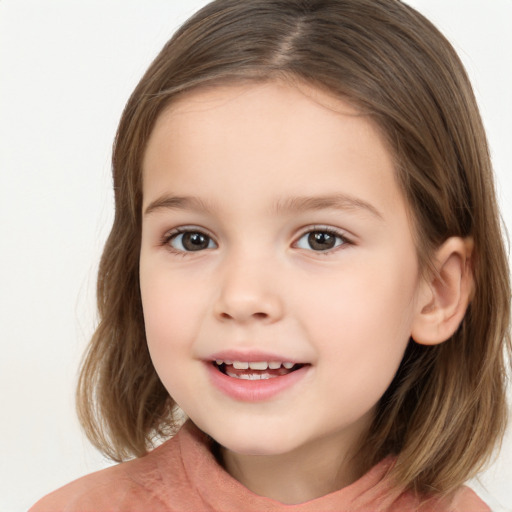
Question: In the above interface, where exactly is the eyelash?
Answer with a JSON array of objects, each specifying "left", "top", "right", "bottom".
[
  {"left": 160, "top": 227, "right": 217, "bottom": 256},
  {"left": 294, "top": 226, "right": 351, "bottom": 254},
  {"left": 161, "top": 225, "right": 352, "bottom": 255}
]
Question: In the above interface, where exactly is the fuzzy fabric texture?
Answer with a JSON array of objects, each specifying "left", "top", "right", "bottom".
[{"left": 30, "top": 421, "right": 489, "bottom": 512}]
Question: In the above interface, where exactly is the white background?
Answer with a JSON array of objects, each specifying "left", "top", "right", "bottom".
[{"left": 1, "top": 1, "right": 511, "bottom": 511}]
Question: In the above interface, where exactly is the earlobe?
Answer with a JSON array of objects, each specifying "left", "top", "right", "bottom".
[{"left": 411, "top": 237, "right": 474, "bottom": 346}]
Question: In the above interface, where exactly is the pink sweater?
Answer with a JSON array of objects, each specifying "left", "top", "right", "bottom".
[{"left": 30, "top": 422, "right": 489, "bottom": 511}]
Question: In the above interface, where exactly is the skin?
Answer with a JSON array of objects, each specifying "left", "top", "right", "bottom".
[{"left": 139, "top": 81, "right": 429, "bottom": 504}]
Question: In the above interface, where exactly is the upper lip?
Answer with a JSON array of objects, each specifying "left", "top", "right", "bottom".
[{"left": 206, "top": 350, "right": 305, "bottom": 364}]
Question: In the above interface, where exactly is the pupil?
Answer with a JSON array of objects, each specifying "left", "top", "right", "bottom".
[
  {"left": 183, "top": 232, "right": 209, "bottom": 251},
  {"left": 308, "top": 231, "right": 335, "bottom": 250}
]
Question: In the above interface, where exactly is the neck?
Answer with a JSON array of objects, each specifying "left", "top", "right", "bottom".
[{"left": 219, "top": 428, "right": 368, "bottom": 505}]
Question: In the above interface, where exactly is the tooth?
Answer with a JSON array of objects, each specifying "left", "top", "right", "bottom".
[
  {"left": 215, "top": 360, "right": 224, "bottom": 365},
  {"left": 239, "top": 372, "right": 273, "bottom": 380},
  {"left": 268, "top": 362, "right": 281, "bottom": 369},
  {"left": 224, "top": 360, "right": 233, "bottom": 365},
  {"left": 240, "top": 373, "right": 259, "bottom": 380},
  {"left": 233, "top": 361, "right": 249, "bottom": 370},
  {"left": 283, "top": 362, "right": 294, "bottom": 369},
  {"left": 225, "top": 370, "right": 277, "bottom": 380},
  {"left": 249, "top": 362, "right": 268, "bottom": 370}
]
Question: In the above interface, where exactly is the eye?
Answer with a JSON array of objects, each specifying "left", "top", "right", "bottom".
[
  {"left": 166, "top": 229, "right": 217, "bottom": 252},
  {"left": 295, "top": 229, "right": 348, "bottom": 252}
]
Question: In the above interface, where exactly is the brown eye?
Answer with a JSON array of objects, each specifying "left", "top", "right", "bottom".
[
  {"left": 169, "top": 231, "right": 216, "bottom": 252},
  {"left": 308, "top": 232, "right": 336, "bottom": 250},
  {"left": 295, "top": 229, "right": 347, "bottom": 252}
]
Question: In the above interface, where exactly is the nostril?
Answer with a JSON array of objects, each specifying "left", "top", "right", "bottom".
[
  {"left": 218, "top": 311, "right": 268, "bottom": 321},
  {"left": 214, "top": 294, "right": 283, "bottom": 323}
]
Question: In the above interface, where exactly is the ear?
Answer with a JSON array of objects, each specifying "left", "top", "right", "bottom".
[{"left": 411, "top": 237, "right": 474, "bottom": 346}]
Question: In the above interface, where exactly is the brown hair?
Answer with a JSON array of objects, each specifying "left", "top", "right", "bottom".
[{"left": 76, "top": 0, "right": 511, "bottom": 497}]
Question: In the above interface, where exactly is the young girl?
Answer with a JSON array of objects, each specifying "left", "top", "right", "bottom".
[{"left": 31, "top": 0, "right": 510, "bottom": 510}]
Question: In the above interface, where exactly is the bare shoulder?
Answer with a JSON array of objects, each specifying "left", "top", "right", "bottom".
[
  {"left": 29, "top": 441, "right": 177, "bottom": 512},
  {"left": 449, "top": 485, "right": 490, "bottom": 512}
]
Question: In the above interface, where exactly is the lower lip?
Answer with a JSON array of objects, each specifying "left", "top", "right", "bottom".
[{"left": 205, "top": 363, "right": 310, "bottom": 402}]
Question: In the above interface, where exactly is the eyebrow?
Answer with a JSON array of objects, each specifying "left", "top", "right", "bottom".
[
  {"left": 144, "top": 193, "right": 383, "bottom": 219},
  {"left": 144, "top": 195, "right": 216, "bottom": 216},
  {"left": 271, "top": 194, "right": 383, "bottom": 219}
]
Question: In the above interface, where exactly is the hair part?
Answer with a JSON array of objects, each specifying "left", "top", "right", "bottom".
[{"left": 77, "top": 0, "right": 511, "bottom": 497}]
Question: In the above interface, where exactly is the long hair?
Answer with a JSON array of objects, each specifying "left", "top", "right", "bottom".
[{"left": 76, "top": 0, "right": 510, "bottom": 496}]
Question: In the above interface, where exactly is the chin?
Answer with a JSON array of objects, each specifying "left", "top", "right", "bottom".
[
  {"left": 224, "top": 440, "right": 291, "bottom": 457},
  {"left": 206, "top": 421, "right": 304, "bottom": 457}
]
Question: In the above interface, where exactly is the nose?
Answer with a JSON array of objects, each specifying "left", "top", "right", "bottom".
[{"left": 213, "top": 253, "right": 284, "bottom": 324}]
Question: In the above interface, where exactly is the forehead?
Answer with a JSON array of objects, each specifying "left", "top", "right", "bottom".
[
  {"left": 141, "top": 80, "right": 405, "bottom": 221},
  {"left": 163, "top": 79, "right": 362, "bottom": 117}
]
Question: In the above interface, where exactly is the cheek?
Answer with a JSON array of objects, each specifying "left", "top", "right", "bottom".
[
  {"left": 302, "top": 259, "right": 416, "bottom": 331},
  {"left": 139, "top": 270, "right": 204, "bottom": 402},
  {"left": 140, "top": 267, "right": 205, "bottom": 352},
  {"left": 297, "top": 255, "right": 418, "bottom": 380}
]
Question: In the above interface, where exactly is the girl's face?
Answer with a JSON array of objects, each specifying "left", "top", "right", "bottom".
[{"left": 140, "top": 81, "right": 424, "bottom": 463}]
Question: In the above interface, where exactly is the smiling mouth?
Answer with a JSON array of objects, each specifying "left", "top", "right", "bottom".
[{"left": 213, "top": 360, "right": 307, "bottom": 380}]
